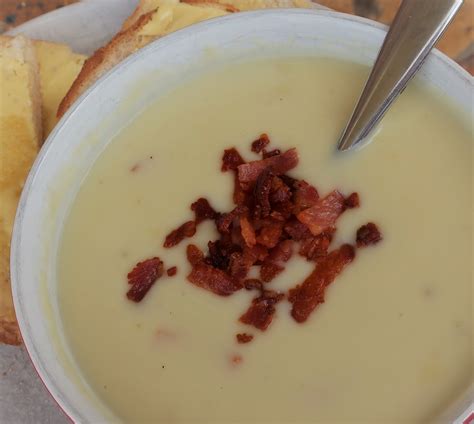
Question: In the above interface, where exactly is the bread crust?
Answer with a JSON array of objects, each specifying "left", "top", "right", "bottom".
[{"left": 57, "top": 10, "right": 156, "bottom": 118}]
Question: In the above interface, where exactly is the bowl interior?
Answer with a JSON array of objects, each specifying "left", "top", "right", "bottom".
[{"left": 11, "top": 9, "right": 473, "bottom": 423}]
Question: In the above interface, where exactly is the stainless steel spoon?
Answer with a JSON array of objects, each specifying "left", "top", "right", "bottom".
[{"left": 337, "top": 0, "right": 464, "bottom": 152}]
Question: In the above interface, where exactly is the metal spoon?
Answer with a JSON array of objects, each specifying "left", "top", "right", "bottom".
[{"left": 337, "top": 0, "right": 464, "bottom": 152}]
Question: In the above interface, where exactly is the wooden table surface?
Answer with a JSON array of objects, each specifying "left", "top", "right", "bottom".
[{"left": 1, "top": 0, "right": 473, "bottom": 71}]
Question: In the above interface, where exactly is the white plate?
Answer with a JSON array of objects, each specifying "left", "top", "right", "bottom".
[{"left": 7, "top": 0, "right": 139, "bottom": 55}]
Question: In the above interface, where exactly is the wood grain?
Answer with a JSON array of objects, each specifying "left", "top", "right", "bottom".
[
  {"left": 317, "top": 0, "right": 474, "bottom": 72},
  {"left": 0, "top": 0, "right": 75, "bottom": 32},
  {"left": 1, "top": 0, "right": 472, "bottom": 73}
]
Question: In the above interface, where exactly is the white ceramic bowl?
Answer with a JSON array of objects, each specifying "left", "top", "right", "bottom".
[{"left": 11, "top": 10, "right": 473, "bottom": 423}]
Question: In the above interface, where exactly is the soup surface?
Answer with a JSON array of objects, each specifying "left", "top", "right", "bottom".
[{"left": 58, "top": 58, "right": 472, "bottom": 423}]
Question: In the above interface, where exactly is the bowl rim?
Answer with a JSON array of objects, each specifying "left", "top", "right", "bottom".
[{"left": 11, "top": 8, "right": 474, "bottom": 423}]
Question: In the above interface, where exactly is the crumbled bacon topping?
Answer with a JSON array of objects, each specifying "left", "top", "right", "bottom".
[
  {"left": 263, "top": 149, "right": 281, "bottom": 159},
  {"left": 257, "top": 220, "right": 283, "bottom": 249},
  {"left": 289, "top": 244, "right": 355, "bottom": 322},
  {"left": 126, "top": 134, "right": 382, "bottom": 344},
  {"left": 260, "top": 240, "right": 293, "bottom": 282},
  {"left": 297, "top": 190, "right": 345, "bottom": 236},
  {"left": 251, "top": 133, "right": 270, "bottom": 154},
  {"left": 231, "top": 354, "right": 243, "bottom": 365},
  {"left": 237, "top": 148, "right": 299, "bottom": 184},
  {"left": 240, "top": 215, "right": 257, "bottom": 247},
  {"left": 254, "top": 167, "right": 273, "bottom": 217},
  {"left": 236, "top": 333, "right": 254, "bottom": 344},
  {"left": 164, "top": 220, "right": 196, "bottom": 248},
  {"left": 186, "top": 244, "right": 204, "bottom": 266},
  {"left": 243, "top": 279, "right": 264, "bottom": 291},
  {"left": 188, "top": 262, "right": 243, "bottom": 296},
  {"left": 167, "top": 266, "right": 178, "bottom": 276},
  {"left": 191, "top": 198, "right": 217, "bottom": 224},
  {"left": 127, "top": 258, "right": 164, "bottom": 302},
  {"left": 299, "top": 228, "right": 335, "bottom": 262},
  {"left": 216, "top": 206, "right": 246, "bottom": 234},
  {"left": 344, "top": 192, "right": 360, "bottom": 209},
  {"left": 293, "top": 180, "right": 319, "bottom": 213},
  {"left": 284, "top": 219, "right": 312, "bottom": 241},
  {"left": 239, "top": 290, "right": 285, "bottom": 331},
  {"left": 222, "top": 148, "right": 245, "bottom": 172},
  {"left": 356, "top": 223, "right": 382, "bottom": 247}
]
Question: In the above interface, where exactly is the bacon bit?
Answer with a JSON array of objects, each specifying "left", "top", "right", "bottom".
[
  {"left": 216, "top": 206, "right": 246, "bottom": 234},
  {"left": 284, "top": 219, "right": 312, "bottom": 241},
  {"left": 206, "top": 240, "right": 232, "bottom": 270},
  {"left": 256, "top": 220, "right": 283, "bottom": 248},
  {"left": 240, "top": 290, "right": 284, "bottom": 330},
  {"left": 222, "top": 148, "right": 245, "bottom": 172},
  {"left": 293, "top": 180, "right": 319, "bottom": 213},
  {"left": 237, "top": 148, "right": 299, "bottom": 184},
  {"left": 262, "top": 149, "right": 281, "bottom": 158},
  {"left": 228, "top": 225, "right": 243, "bottom": 247},
  {"left": 344, "top": 192, "right": 360, "bottom": 209},
  {"left": 270, "top": 211, "right": 285, "bottom": 221},
  {"left": 243, "top": 279, "right": 264, "bottom": 291},
  {"left": 289, "top": 244, "right": 355, "bottom": 322},
  {"left": 233, "top": 173, "right": 247, "bottom": 206},
  {"left": 356, "top": 223, "right": 382, "bottom": 247},
  {"left": 130, "top": 162, "right": 141, "bottom": 172},
  {"left": 191, "top": 198, "right": 217, "bottom": 224},
  {"left": 251, "top": 133, "right": 270, "bottom": 154},
  {"left": 126, "top": 258, "right": 164, "bottom": 302},
  {"left": 269, "top": 239, "right": 293, "bottom": 262},
  {"left": 166, "top": 266, "right": 178, "bottom": 276},
  {"left": 259, "top": 240, "right": 293, "bottom": 282},
  {"left": 229, "top": 252, "right": 253, "bottom": 282},
  {"left": 240, "top": 215, "right": 257, "bottom": 247},
  {"left": 164, "top": 220, "right": 196, "bottom": 248},
  {"left": 299, "top": 229, "right": 335, "bottom": 262},
  {"left": 272, "top": 199, "right": 294, "bottom": 221},
  {"left": 260, "top": 262, "right": 284, "bottom": 283},
  {"left": 296, "top": 190, "right": 345, "bottom": 236},
  {"left": 280, "top": 174, "right": 297, "bottom": 188},
  {"left": 231, "top": 354, "right": 243, "bottom": 365},
  {"left": 254, "top": 168, "right": 273, "bottom": 217},
  {"left": 187, "top": 262, "right": 242, "bottom": 296},
  {"left": 186, "top": 244, "right": 204, "bottom": 266},
  {"left": 236, "top": 333, "right": 254, "bottom": 344},
  {"left": 270, "top": 177, "right": 291, "bottom": 204},
  {"left": 243, "top": 244, "right": 269, "bottom": 262}
]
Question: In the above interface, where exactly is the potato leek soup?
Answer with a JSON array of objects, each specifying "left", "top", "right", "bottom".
[{"left": 58, "top": 58, "right": 472, "bottom": 423}]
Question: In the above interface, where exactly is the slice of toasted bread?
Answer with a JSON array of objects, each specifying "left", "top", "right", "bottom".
[
  {"left": 0, "top": 35, "right": 42, "bottom": 345},
  {"left": 0, "top": 36, "right": 86, "bottom": 140},
  {"left": 122, "top": 0, "right": 236, "bottom": 30},
  {"left": 122, "top": 0, "right": 165, "bottom": 30},
  {"left": 57, "top": 0, "right": 232, "bottom": 118},
  {"left": 34, "top": 40, "right": 87, "bottom": 138}
]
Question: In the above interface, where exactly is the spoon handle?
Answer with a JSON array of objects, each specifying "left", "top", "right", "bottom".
[{"left": 337, "top": 0, "right": 463, "bottom": 152}]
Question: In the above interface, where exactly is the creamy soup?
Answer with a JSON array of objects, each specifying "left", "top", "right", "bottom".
[{"left": 58, "top": 58, "right": 472, "bottom": 423}]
